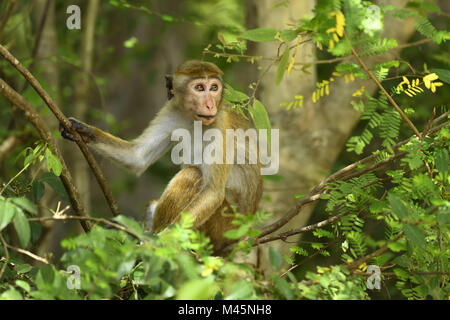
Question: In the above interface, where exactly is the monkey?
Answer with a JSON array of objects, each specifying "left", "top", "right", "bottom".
[{"left": 60, "top": 60, "right": 263, "bottom": 253}]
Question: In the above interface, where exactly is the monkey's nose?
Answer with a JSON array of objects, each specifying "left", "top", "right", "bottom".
[{"left": 205, "top": 97, "right": 215, "bottom": 110}]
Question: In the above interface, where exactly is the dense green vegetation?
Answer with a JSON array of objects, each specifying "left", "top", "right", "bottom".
[{"left": 0, "top": 0, "right": 448, "bottom": 300}]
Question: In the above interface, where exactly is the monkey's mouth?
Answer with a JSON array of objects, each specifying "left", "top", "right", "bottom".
[{"left": 196, "top": 114, "right": 215, "bottom": 121}]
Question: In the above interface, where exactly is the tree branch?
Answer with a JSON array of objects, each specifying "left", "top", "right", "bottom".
[
  {"left": 257, "top": 213, "right": 346, "bottom": 244},
  {"left": 5, "top": 243, "right": 50, "bottom": 265},
  {"left": 0, "top": 78, "right": 90, "bottom": 232},
  {"left": 0, "top": 44, "right": 120, "bottom": 217},
  {"left": 351, "top": 47, "right": 421, "bottom": 138},
  {"left": 29, "top": 215, "right": 143, "bottom": 241},
  {"left": 217, "top": 120, "right": 448, "bottom": 255},
  {"left": 0, "top": 234, "right": 9, "bottom": 280},
  {"left": 345, "top": 233, "right": 404, "bottom": 271}
]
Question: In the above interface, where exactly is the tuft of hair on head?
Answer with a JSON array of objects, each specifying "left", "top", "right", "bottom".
[{"left": 175, "top": 60, "right": 223, "bottom": 79}]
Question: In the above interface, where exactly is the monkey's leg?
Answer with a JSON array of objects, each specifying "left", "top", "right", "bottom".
[{"left": 151, "top": 166, "right": 202, "bottom": 232}]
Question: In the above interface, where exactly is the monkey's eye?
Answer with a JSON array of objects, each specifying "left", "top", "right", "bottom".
[
  {"left": 194, "top": 84, "right": 205, "bottom": 91},
  {"left": 210, "top": 84, "right": 219, "bottom": 91}
]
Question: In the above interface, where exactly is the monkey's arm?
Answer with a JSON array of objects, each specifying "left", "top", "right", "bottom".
[
  {"left": 182, "top": 164, "right": 230, "bottom": 227},
  {"left": 61, "top": 105, "right": 182, "bottom": 175}
]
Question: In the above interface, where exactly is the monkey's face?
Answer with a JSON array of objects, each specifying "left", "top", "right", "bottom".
[{"left": 184, "top": 77, "right": 223, "bottom": 126}]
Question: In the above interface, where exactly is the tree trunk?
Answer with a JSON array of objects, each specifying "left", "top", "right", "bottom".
[
  {"left": 246, "top": 0, "right": 417, "bottom": 269},
  {"left": 31, "top": 0, "right": 63, "bottom": 259},
  {"left": 68, "top": 0, "right": 100, "bottom": 215}
]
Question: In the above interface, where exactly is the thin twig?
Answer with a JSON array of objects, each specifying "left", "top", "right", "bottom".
[
  {"left": 257, "top": 213, "right": 346, "bottom": 244},
  {"left": 0, "top": 234, "right": 9, "bottom": 280},
  {"left": 346, "top": 233, "right": 404, "bottom": 271},
  {"left": 0, "top": 163, "right": 30, "bottom": 195},
  {"left": 351, "top": 47, "right": 421, "bottom": 138},
  {"left": 29, "top": 215, "right": 143, "bottom": 241},
  {"left": 5, "top": 243, "right": 50, "bottom": 265},
  {"left": 352, "top": 270, "right": 450, "bottom": 277},
  {"left": 281, "top": 237, "right": 342, "bottom": 277},
  {"left": 395, "top": 38, "right": 432, "bottom": 50},
  {"left": 217, "top": 120, "right": 448, "bottom": 255},
  {"left": 261, "top": 121, "right": 447, "bottom": 238},
  {"left": 0, "top": 44, "right": 120, "bottom": 217},
  {"left": 0, "top": 78, "right": 90, "bottom": 232}
]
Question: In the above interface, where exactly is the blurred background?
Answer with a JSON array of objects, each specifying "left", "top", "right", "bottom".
[{"left": 0, "top": 0, "right": 448, "bottom": 289}]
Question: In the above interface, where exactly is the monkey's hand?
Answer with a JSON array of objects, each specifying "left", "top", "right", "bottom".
[{"left": 60, "top": 117, "right": 95, "bottom": 143}]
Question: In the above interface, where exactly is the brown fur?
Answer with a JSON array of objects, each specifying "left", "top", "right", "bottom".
[
  {"left": 62, "top": 61, "right": 263, "bottom": 255},
  {"left": 175, "top": 60, "right": 223, "bottom": 78},
  {"left": 152, "top": 107, "right": 263, "bottom": 253}
]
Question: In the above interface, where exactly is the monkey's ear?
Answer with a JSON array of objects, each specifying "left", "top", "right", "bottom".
[{"left": 165, "top": 74, "right": 174, "bottom": 100}]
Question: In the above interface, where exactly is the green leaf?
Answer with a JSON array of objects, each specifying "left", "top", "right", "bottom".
[
  {"left": 393, "top": 268, "right": 409, "bottom": 280},
  {"left": 434, "top": 149, "right": 448, "bottom": 176},
  {"left": 17, "top": 264, "right": 33, "bottom": 274},
  {"left": 13, "top": 209, "right": 31, "bottom": 248},
  {"left": 15, "top": 280, "right": 31, "bottom": 293},
  {"left": 421, "top": 1, "right": 442, "bottom": 13},
  {"left": 0, "top": 200, "right": 16, "bottom": 230},
  {"left": 313, "top": 228, "right": 334, "bottom": 239},
  {"left": 31, "top": 181, "right": 45, "bottom": 202},
  {"left": 311, "top": 243, "right": 325, "bottom": 250},
  {"left": 39, "top": 172, "right": 69, "bottom": 202},
  {"left": 247, "top": 228, "right": 261, "bottom": 237},
  {"left": 273, "top": 277, "right": 294, "bottom": 300},
  {"left": 403, "top": 224, "right": 426, "bottom": 249},
  {"left": 0, "top": 287, "right": 23, "bottom": 300},
  {"left": 116, "top": 259, "right": 136, "bottom": 279},
  {"left": 177, "top": 278, "right": 217, "bottom": 300},
  {"left": 276, "top": 47, "right": 290, "bottom": 85},
  {"left": 290, "top": 245, "right": 308, "bottom": 256},
  {"left": 430, "top": 68, "right": 450, "bottom": 83},
  {"left": 388, "top": 241, "right": 406, "bottom": 252},
  {"left": 113, "top": 215, "right": 144, "bottom": 239},
  {"left": 11, "top": 197, "right": 37, "bottom": 215},
  {"left": 370, "top": 200, "right": 389, "bottom": 214},
  {"left": 45, "top": 148, "right": 62, "bottom": 176},
  {"left": 223, "top": 223, "right": 250, "bottom": 239},
  {"left": 240, "top": 28, "right": 277, "bottom": 42},
  {"left": 388, "top": 193, "right": 409, "bottom": 219},
  {"left": 161, "top": 14, "right": 174, "bottom": 22},
  {"left": 225, "top": 280, "right": 253, "bottom": 300},
  {"left": 124, "top": 36, "right": 138, "bottom": 48},
  {"left": 269, "top": 246, "right": 282, "bottom": 269},
  {"left": 330, "top": 38, "right": 352, "bottom": 56},
  {"left": 248, "top": 99, "right": 271, "bottom": 144},
  {"left": 436, "top": 208, "right": 450, "bottom": 225},
  {"left": 224, "top": 83, "right": 248, "bottom": 103},
  {"left": 35, "top": 265, "right": 55, "bottom": 291},
  {"left": 279, "top": 29, "right": 298, "bottom": 42}
]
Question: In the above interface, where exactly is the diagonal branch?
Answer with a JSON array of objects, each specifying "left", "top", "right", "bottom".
[
  {"left": 257, "top": 213, "right": 346, "bottom": 245},
  {"left": 5, "top": 243, "right": 50, "bottom": 265},
  {"left": 351, "top": 47, "right": 421, "bottom": 138},
  {"left": 0, "top": 234, "right": 9, "bottom": 280},
  {"left": 218, "top": 119, "right": 448, "bottom": 255},
  {"left": 345, "top": 233, "right": 404, "bottom": 271},
  {"left": 258, "top": 121, "right": 447, "bottom": 239},
  {"left": 0, "top": 44, "right": 120, "bottom": 217},
  {"left": 0, "top": 78, "right": 90, "bottom": 232},
  {"left": 28, "top": 215, "right": 143, "bottom": 241}
]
